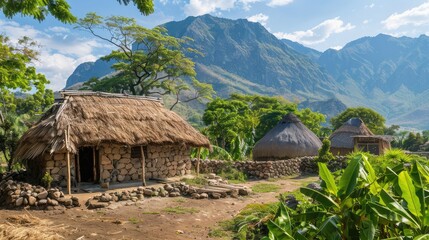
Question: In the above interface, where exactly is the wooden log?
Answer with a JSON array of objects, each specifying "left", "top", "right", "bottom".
[
  {"left": 196, "top": 148, "right": 201, "bottom": 176},
  {"left": 202, "top": 185, "right": 232, "bottom": 193},
  {"left": 196, "top": 188, "right": 227, "bottom": 194},
  {"left": 65, "top": 125, "right": 71, "bottom": 195},
  {"left": 212, "top": 183, "right": 246, "bottom": 190},
  {"left": 76, "top": 153, "right": 81, "bottom": 183},
  {"left": 92, "top": 147, "right": 96, "bottom": 182},
  {"left": 141, "top": 146, "right": 146, "bottom": 186}
]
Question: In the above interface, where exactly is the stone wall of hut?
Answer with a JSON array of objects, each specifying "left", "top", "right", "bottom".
[
  {"left": 41, "top": 144, "right": 192, "bottom": 186},
  {"left": 43, "top": 151, "right": 76, "bottom": 187},
  {"left": 192, "top": 156, "right": 347, "bottom": 179}
]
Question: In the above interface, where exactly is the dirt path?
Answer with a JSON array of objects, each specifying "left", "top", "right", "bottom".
[{"left": 0, "top": 175, "right": 317, "bottom": 240}]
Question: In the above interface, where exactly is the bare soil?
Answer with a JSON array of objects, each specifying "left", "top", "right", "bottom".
[{"left": 0, "top": 175, "right": 317, "bottom": 240}]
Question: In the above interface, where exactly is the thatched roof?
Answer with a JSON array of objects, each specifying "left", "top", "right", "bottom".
[
  {"left": 15, "top": 91, "right": 210, "bottom": 160},
  {"left": 252, "top": 113, "right": 322, "bottom": 161},
  {"left": 329, "top": 118, "right": 373, "bottom": 149}
]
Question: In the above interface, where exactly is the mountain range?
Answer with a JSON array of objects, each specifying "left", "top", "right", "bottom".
[{"left": 65, "top": 14, "right": 429, "bottom": 130}]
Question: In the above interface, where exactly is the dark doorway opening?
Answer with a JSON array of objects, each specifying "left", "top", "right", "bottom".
[{"left": 78, "top": 147, "right": 99, "bottom": 182}]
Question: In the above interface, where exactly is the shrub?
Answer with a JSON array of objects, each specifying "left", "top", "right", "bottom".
[
  {"left": 316, "top": 139, "right": 334, "bottom": 163},
  {"left": 218, "top": 165, "right": 247, "bottom": 183},
  {"left": 41, "top": 172, "right": 53, "bottom": 189}
]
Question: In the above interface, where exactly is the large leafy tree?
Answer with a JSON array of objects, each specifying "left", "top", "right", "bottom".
[
  {"left": 203, "top": 94, "right": 326, "bottom": 160},
  {"left": 0, "top": 35, "right": 53, "bottom": 171},
  {"left": 331, "top": 107, "right": 386, "bottom": 134},
  {"left": 77, "top": 13, "right": 214, "bottom": 110},
  {"left": 0, "top": 0, "right": 154, "bottom": 23}
]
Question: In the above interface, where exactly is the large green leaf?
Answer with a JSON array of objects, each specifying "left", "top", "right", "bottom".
[
  {"left": 300, "top": 187, "right": 340, "bottom": 209},
  {"left": 318, "top": 216, "right": 341, "bottom": 240},
  {"left": 294, "top": 211, "right": 330, "bottom": 222},
  {"left": 274, "top": 202, "right": 292, "bottom": 234},
  {"left": 338, "top": 155, "right": 361, "bottom": 199},
  {"left": 361, "top": 154, "right": 381, "bottom": 195},
  {"left": 379, "top": 189, "right": 420, "bottom": 229},
  {"left": 398, "top": 171, "right": 422, "bottom": 218},
  {"left": 267, "top": 220, "right": 294, "bottom": 240},
  {"left": 414, "top": 234, "right": 429, "bottom": 240},
  {"left": 369, "top": 202, "right": 401, "bottom": 223},
  {"left": 410, "top": 161, "right": 426, "bottom": 222},
  {"left": 318, "top": 162, "right": 338, "bottom": 196},
  {"left": 359, "top": 219, "right": 375, "bottom": 240}
]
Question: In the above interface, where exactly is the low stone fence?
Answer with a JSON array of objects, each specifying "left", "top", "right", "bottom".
[{"left": 191, "top": 156, "right": 347, "bottom": 179}]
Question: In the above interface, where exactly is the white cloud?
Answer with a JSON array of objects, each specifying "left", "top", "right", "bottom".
[
  {"left": 267, "top": 0, "right": 293, "bottom": 7},
  {"left": 363, "top": 19, "right": 369, "bottom": 24},
  {"left": 382, "top": 2, "right": 429, "bottom": 30},
  {"left": 0, "top": 20, "right": 106, "bottom": 91},
  {"left": 274, "top": 17, "right": 355, "bottom": 45},
  {"left": 184, "top": 0, "right": 236, "bottom": 16},
  {"left": 247, "top": 13, "right": 269, "bottom": 27},
  {"left": 184, "top": 0, "right": 263, "bottom": 15},
  {"left": 365, "top": 3, "right": 375, "bottom": 8},
  {"left": 330, "top": 45, "right": 343, "bottom": 50}
]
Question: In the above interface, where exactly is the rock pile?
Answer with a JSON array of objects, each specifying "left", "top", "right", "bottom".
[
  {"left": 86, "top": 176, "right": 252, "bottom": 209},
  {"left": 0, "top": 180, "right": 80, "bottom": 209},
  {"left": 193, "top": 156, "right": 348, "bottom": 179}
]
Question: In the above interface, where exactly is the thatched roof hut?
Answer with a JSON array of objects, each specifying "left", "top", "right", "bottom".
[
  {"left": 329, "top": 118, "right": 373, "bottom": 151},
  {"left": 252, "top": 113, "right": 322, "bottom": 161},
  {"left": 15, "top": 91, "right": 210, "bottom": 160}
]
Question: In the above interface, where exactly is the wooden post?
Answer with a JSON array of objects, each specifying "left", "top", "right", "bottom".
[
  {"left": 196, "top": 147, "right": 201, "bottom": 177},
  {"left": 140, "top": 146, "right": 146, "bottom": 186},
  {"left": 65, "top": 125, "right": 71, "bottom": 195},
  {"left": 92, "top": 147, "right": 96, "bottom": 182},
  {"left": 76, "top": 153, "right": 81, "bottom": 183}
]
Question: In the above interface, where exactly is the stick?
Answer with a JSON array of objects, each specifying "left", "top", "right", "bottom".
[
  {"left": 140, "top": 146, "right": 146, "bottom": 186},
  {"left": 65, "top": 125, "right": 71, "bottom": 195},
  {"left": 196, "top": 148, "right": 201, "bottom": 177}
]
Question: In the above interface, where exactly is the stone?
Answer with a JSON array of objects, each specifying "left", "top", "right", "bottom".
[
  {"left": 28, "top": 196, "right": 37, "bottom": 206},
  {"left": 200, "top": 193, "right": 208, "bottom": 199},
  {"left": 102, "top": 170, "right": 111, "bottom": 179},
  {"left": 208, "top": 173, "right": 216, "bottom": 179},
  {"left": 15, "top": 197, "right": 24, "bottom": 206},
  {"left": 46, "top": 161, "right": 55, "bottom": 168},
  {"left": 88, "top": 201, "right": 109, "bottom": 209},
  {"left": 49, "top": 199, "right": 59, "bottom": 206},
  {"left": 211, "top": 193, "right": 221, "bottom": 199},
  {"left": 239, "top": 188, "right": 251, "bottom": 196},
  {"left": 37, "top": 191, "right": 48, "bottom": 199},
  {"left": 191, "top": 193, "right": 200, "bottom": 199},
  {"left": 99, "top": 195, "right": 112, "bottom": 202},
  {"left": 53, "top": 154, "right": 64, "bottom": 161},
  {"left": 164, "top": 184, "right": 173, "bottom": 192},
  {"left": 125, "top": 164, "right": 133, "bottom": 170},
  {"left": 117, "top": 175, "right": 125, "bottom": 182},
  {"left": 169, "top": 192, "right": 181, "bottom": 197},
  {"left": 230, "top": 189, "right": 239, "bottom": 198},
  {"left": 38, "top": 199, "right": 47, "bottom": 205},
  {"left": 143, "top": 189, "right": 153, "bottom": 197}
]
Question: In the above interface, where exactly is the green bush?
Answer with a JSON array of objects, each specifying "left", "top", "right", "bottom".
[
  {"left": 316, "top": 139, "right": 334, "bottom": 163},
  {"left": 41, "top": 172, "right": 53, "bottom": 189},
  {"left": 218, "top": 165, "right": 247, "bottom": 183}
]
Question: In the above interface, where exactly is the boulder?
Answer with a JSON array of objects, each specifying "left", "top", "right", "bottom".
[{"left": 37, "top": 191, "right": 48, "bottom": 199}]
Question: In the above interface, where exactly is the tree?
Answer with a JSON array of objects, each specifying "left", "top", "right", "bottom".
[
  {"left": 331, "top": 107, "right": 386, "bottom": 134},
  {"left": 0, "top": 35, "right": 53, "bottom": 171},
  {"left": 402, "top": 132, "right": 425, "bottom": 152},
  {"left": 77, "top": 13, "right": 214, "bottom": 110},
  {"left": 316, "top": 139, "right": 334, "bottom": 163},
  {"left": 0, "top": 0, "right": 154, "bottom": 23}
]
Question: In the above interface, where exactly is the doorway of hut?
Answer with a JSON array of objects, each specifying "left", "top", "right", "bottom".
[{"left": 77, "top": 147, "right": 99, "bottom": 183}]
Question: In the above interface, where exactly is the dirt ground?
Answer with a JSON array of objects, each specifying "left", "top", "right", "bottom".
[{"left": 0, "top": 175, "right": 317, "bottom": 240}]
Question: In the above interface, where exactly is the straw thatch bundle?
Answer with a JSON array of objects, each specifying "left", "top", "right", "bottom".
[
  {"left": 329, "top": 117, "right": 373, "bottom": 149},
  {"left": 15, "top": 91, "right": 210, "bottom": 160},
  {"left": 252, "top": 113, "right": 322, "bottom": 161}
]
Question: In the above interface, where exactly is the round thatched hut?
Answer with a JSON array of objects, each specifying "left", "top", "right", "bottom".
[
  {"left": 329, "top": 117, "right": 391, "bottom": 155},
  {"left": 252, "top": 113, "right": 322, "bottom": 161}
]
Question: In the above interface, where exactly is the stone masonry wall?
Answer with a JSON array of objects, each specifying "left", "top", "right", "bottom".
[
  {"left": 43, "top": 151, "right": 76, "bottom": 187},
  {"left": 192, "top": 156, "right": 347, "bottom": 179},
  {"left": 99, "top": 144, "right": 192, "bottom": 183}
]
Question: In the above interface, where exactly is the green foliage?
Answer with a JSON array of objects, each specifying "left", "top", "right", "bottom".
[
  {"left": 218, "top": 167, "right": 247, "bottom": 184},
  {"left": 41, "top": 172, "right": 53, "bottom": 188},
  {"left": 0, "top": 0, "right": 154, "bottom": 23},
  {"left": 77, "top": 13, "right": 214, "bottom": 110},
  {"left": 202, "top": 94, "right": 325, "bottom": 160},
  {"left": 331, "top": 107, "right": 386, "bottom": 134},
  {"left": 261, "top": 152, "right": 429, "bottom": 239},
  {"left": 251, "top": 183, "right": 280, "bottom": 193},
  {"left": 316, "top": 139, "right": 334, "bottom": 163},
  {"left": 181, "top": 176, "right": 208, "bottom": 187}
]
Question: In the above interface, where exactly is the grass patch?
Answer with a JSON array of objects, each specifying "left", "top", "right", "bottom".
[
  {"left": 173, "top": 197, "right": 187, "bottom": 203},
  {"left": 128, "top": 217, "right": 139, "bottom": 224},
  {"left": 208, "top": 228, "right": 231, "bottom": 238},
  {"left": 251, "top": 183, "right": 280, "bottom": 193},
  {"left": 141, "top": 211, "right": 160, "bottom": 215},
  {"left": 163, "top": 206, "right": 199, "bottom": 214},
  {"left": 218, "top": 167, "right": 247, "bottom": 183},
  {"left": 181, "top": 176, "right": 208, "bottom": 187}
]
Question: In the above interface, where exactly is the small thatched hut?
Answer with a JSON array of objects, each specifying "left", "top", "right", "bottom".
[
  {"left": 252, "top": 113, "right": 322, "bottom": 161},
  {"left": 329, "top": 118, "right": 391, "bottom": 155},
  {"left": 15, "top": 91, "right": 210, "bottom": 190}
]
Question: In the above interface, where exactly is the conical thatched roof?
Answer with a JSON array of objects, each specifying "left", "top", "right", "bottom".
[
  {"left": 252, "top": 113, "right": 322, "bottom": 161},
  {"left": 329, "top": 118, "right": 373, "bottom": 149},
  {"left": 15, "top": 91, "right": 210, "bottom": 160}
]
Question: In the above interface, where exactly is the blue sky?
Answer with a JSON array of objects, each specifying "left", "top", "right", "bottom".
[{"left": 1, "top": 0, "right": 429, "bottom": 90}]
